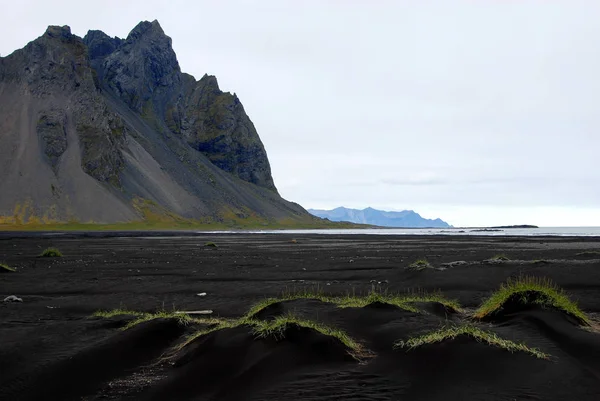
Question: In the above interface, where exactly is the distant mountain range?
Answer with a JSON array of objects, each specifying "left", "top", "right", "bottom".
[{"left": 308, "top": 207, "right": 451, "bottom": 228}]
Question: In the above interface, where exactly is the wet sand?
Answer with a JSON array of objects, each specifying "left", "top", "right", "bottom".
[{"left": 1, "top": 233, "right": 599, "bottom": 400}]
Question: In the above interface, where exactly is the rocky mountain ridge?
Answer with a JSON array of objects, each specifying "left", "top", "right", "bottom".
[{"left": 0, "top": 21, "right": 310, "bottom": 225}]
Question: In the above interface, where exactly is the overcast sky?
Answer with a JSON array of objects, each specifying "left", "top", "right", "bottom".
[{"left": 1, "top": 0, "right": 599, "bottom": 226}]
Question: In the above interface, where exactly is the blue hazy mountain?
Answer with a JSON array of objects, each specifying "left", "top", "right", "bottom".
[{"left": 308, "top": 207, "right": 451, "bottom": 228}]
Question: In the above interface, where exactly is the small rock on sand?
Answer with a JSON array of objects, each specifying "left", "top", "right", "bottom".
[
  {"left": 4, "top": 295, "right": 23, "bottom": 302},
  {"left": 196, "top": 292, "right": 207, "bottom": 297}
]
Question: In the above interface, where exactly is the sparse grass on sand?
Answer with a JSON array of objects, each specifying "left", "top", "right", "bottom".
[
  {"left": 92, "top": 309, "right": 220, "bottom": 330},
  {"left": 243, "top": 288, "right": 462, "bottom": 319},
  {"left": 178, "top": 313, "right": 368, "bottom": 361},
  {"left": 407, "top": 259, "right": 432, "bottom": 270},
  {"left": 576, "top": 251, "right": 600, "bottom": 257},
  {"left": 335, "top": 290, "right": 462, "bottom": 313},
  {"left": 39, "top": 247, "right": 62, "bottom": 257},
  {"left": 0, "top": 263, "right": 16, "bottom": 272},
  {"left": 473, "top": 276, "right": 590, "bottom": 325},
  {"left": 252, "top": 314, "right": 367, "bottom": 359},
  {"left": 394, "top": 324, "right": 549, "bottom": 359}
]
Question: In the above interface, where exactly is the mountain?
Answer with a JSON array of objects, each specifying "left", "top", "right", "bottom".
[
  {"left": 0, "top": 21, "right": 314, "bottom": 226},
  {"left": 308, "top": 207, "right": 451, "bottom": 228}
]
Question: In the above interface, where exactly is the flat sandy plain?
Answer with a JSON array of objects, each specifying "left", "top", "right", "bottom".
[{"left": 1, "top": 232, "right": 599, "bottom": 400}]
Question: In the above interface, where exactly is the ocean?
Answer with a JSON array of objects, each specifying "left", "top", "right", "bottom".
[{"left": 212, "top": 227, "right": 600, "bottom": 237}]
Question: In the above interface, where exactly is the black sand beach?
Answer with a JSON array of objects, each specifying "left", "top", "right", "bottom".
[{"left": 1, "top": 233, "right": 599, "bottom": 400}]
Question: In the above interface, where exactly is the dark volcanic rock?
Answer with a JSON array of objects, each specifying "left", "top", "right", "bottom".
[
  {"left": 0, "top": 20, "right": 308, "bottom": 223},
  {"left": 93, "top": 20, "right": 276, "bottom": 191},
  {"left": 101, "top": 20, "right": 181, "bottom": 114},
  {"left": 2, "top": 25, "right": 127, "bottom": 185},
  {"left": 83, "top": 30, "right": 122, "bottom": 60},
  {"left": 180, "top": 74, "right": 276, "bottom": 190},
  {"left": 36, "top": 109, "right": 67, "bottom": 169}
]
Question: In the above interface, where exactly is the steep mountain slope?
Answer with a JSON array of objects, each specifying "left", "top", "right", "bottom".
[
  {"left": 0, "top": 21, "right": 312, "bottom": 225},
  {"left": 308, "top": 207, "right": 451, "bottom": 228}
]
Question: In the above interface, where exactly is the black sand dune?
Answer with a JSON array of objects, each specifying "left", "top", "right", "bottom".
[{"left": 1, "top": 233, "right": 599, "bottom": 400}]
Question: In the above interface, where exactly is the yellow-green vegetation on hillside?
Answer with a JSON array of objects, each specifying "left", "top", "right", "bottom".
[
  {"left": 474, "top": 276, "right": 590, "bottom": 325},
  {"left": 0, "top": 198, "right": 364, "bottom": 231},
  {"left": 394, "top": 324, "right": 549, "bottom": 359}
]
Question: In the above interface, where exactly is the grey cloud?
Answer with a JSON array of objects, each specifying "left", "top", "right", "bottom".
[{"left": 1, "top": 0, "right": 599, "bottom": 226}]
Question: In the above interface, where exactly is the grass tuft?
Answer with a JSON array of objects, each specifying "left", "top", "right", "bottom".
[
  {"left": 394, "top": 324, "right": 549, "bottom": 359},
  {"left": 243, "top": 289, "right": 337, "bottom": 319},
  {"left": 474, "top": 276, "right": 590, "bottom": 325},
  {"left": 204, "top": 242, "right": 218, "bottom": 248},
  {"left": 0, "top": 263, "right": 16, "bottom": 272},
  {"left": 407, "top": 259, "right": 432, "bottom": 270},
  {"left": 490, "top": 254, "right": 510, "bottom": 261},
  {"left": 251, "top": 313, "right": 367, "bottom": 359},
  {"left": 92, "top": 309, "right": 145, "bottom": 318},
  {"left": 39, "top": 247, "right": 62, "bottom": 257},
  {"left": 123, "top": 311, "right": 194, "bottom": 330},
  {"left": 243, "top": 288, "right": 462, "bottom": 318},
  {"left": 92, "top": 309, "right": 212, "bottom": 330}
]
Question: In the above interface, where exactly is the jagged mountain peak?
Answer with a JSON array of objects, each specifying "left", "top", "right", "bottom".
[
  {"left": 125, "top": 20, "right": 172, "bottom": 48},
  {"left": 0, "top": 20, "right": 302, "bottom": 225},
  {"left": 44, "top": 25, "right": 72, "bottom": 38},
  {"left": 128, "top": 20, "right": 165, "bottom": 38}
]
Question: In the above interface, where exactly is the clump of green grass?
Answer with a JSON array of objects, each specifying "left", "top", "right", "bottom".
[
  {"left": 335, "top": 290, "right": 418, "bottom": 310},
  {"left": 474, "top": 276, "right": 590, "bottom": 325},
  {"left": 0, "top": 263, "right": 16, "bottom": 272},
  {"left": 177, "top": 318, "right": 241, "bottom": 350},
  {"left": 39, "top": 247, "right": 62, "bottom": 257},
  {"left": 252, "top": 313, "right": 367, "bottom": 360},
  {"left": 407, "top": 259, "right": 432, "bottom": 270},
  {"left": 490, "top": 254, "right": 510, "bottom": 261},
  {"left": 175, "top": 314, "right": 369, "bottom": 361},
  {"left": 92, "top": 309, "right": 216, "bottom": 330},
  {"left": 336, "top": 290, "right": 461, "bottom": 313},
  {"left": 394, "top": 324, "right": 549, "bottom": 359},
  {"left": 123, "top": 311, "right": 194, "bottom": 330},
  {"left": 243, "top": 288, "right": 462, "bottom": 318},
  {"left": 92, "top": 309, "right": 145, "bottom": 318},
  {"left": 204, "top": 242, "right": 218, "bottom": 248},
  {"left": 401, "top": 291, "right": 463, "bottom": 312},
  {"left": 243, "top": 289, "right": 336, "bottom": 319}
]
